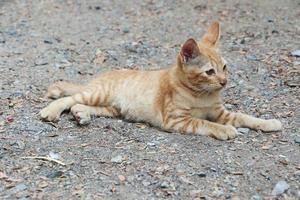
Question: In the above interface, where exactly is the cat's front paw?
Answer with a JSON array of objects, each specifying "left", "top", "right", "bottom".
[
  {"left": 71, "top": 104, "right": 91, "bottom": 125},
  {"left": 259, "top": 119, "right": 282, "bottom": 132},
  {"left": 211, "top": 125, "right": 238, "bottom": 140},
  {"left": 40, "top": 106, "right": 61, "bottom": 122}
]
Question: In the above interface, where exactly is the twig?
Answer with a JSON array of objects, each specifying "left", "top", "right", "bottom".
[
  {"left": 96, "top": 170, "right": 111, "bottom": 176},
  {"left": 21, "top": 156, "right": 66, "bottom": 166},
  {"left": 45, "top": 122, "right": 58, "bottom": 128},
  {"left": 232, "top": 171, "right": 243, "bottom": 175}
]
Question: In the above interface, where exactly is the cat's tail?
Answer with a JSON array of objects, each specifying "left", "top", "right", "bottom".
[{"left": 46, "top": 81, "right": 85, "bottom": 99}]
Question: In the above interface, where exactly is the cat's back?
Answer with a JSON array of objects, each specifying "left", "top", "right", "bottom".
[
  {"left": 90, "top": 68, "right": 162, "bottom": 84},
  {"left": 94, "top": 68, "right": 168, "bottom": 125}
]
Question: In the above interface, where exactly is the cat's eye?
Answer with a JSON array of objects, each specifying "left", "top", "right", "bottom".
[
  {"left": 223, "top": 64, "right": 227, "bottom": 71},
  {"left": 205, "top": 69, "right": 215, "bottom": 75}
]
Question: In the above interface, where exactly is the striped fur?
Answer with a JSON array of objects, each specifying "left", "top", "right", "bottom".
[{"left": 40, "top": 21, "right": 282, "bottom": 140}]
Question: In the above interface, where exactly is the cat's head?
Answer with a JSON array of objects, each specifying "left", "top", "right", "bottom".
[{"left": 177, "top": 21, "right": 228, "bottom": 93}]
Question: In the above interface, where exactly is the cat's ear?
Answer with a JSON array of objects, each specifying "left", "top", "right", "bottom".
[
  {"left": 201, "top": 21, "right": 221, "bottom": 47},
  {"left": 180, "top": 38, "right": 200, "bottom": 63}
]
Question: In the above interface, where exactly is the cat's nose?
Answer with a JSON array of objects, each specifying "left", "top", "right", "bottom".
[{"left": 220, "top": 79, "right": 227, "bottom": 87}]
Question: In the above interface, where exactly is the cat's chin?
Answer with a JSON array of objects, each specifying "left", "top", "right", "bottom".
[
  {"left": 206, "top": 87, "right": 223, "bottom": 93},
  {"left": 200, "top": 85, "right": 224, "bottom": 92},
  {"left": 196, "top": 89, "right": 222, "bottom": 95}
]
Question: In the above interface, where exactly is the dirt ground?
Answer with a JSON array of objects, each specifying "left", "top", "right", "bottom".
[{"left": 0, "top": 0, "right": 299, "bottom": 199}]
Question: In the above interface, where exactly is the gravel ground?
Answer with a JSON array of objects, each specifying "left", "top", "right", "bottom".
[{"left": 0, "top": 0, "right": 300, "bottom": 199}]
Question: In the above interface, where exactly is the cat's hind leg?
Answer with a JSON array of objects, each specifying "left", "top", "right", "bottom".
[
  {"left": 47, "top": 81, "right": 85, "bottom": 99},
  {"left": 70, "top": 104, "right": 120, "bottom": 125},
  {"left": 40, "top": 87, "right": 109, "bottom": 122},
  {"left": 40, "top": 96, "right": 78, "bottom": 121}
]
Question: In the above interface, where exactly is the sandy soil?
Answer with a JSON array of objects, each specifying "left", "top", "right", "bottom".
[{"left": 0, "top": 0, "right": 299, "bottom": 199}]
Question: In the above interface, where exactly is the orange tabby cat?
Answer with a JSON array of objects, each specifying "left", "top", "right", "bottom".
[{"left": 40, "top": 21, "right": 282, "bottom": 140}]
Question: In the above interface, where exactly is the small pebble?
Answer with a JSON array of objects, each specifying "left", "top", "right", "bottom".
[
  {"left": 146, "top": 142, "right": 156, "bottom": 148},
  {"left": 34, "top": 57, "right": 48, "bottom": 66},
  {"left": 159, "top": 181, "right": 169, "bottom": 188},
  {"left": 238, "top": 128, "right": 250, "bottom": 134},
  {"left": 47, "top": 171, "right": 64, "bottom": 179},
  {"left": 123, "top": 27, "right": 130, "bottom": 33},
  {"left": 212, "top": 188, "right": 224, "bottom": 198},
  {"left": 196, "top": 172, "right": 206, "bottom": 177},
  {"left": 240, "top": 38, "right": 246, "bottom": 44},
  {"left": 0, "top": 37, "right": 5, "bottom": 43},
  {"left": 43, "top": 39, "right": 53, "bottom": 44},
  {"left": 118, "top": 175, "right": 126, "bottom": 182},
  {"left": 49, "top": 151, "right": 61, "bottom": 160},
  {"left": 111, "top": 155, "right": 123, "bottom": 163},
  {"left": 251, "top": 194, "right": 262, "bottom": 200},
  {"left": 271, "top": 180, "right": 289, "bottom": 196},
  {"left": 6, "top": 115, "right": 14, "bottom": 123},
  {"left": 15, "top": 183, "right": 27, "bottom": 192},
  {"left": 142, "top": 180, "right": 151, "bottom": 187},
  {"left": 189, "top": 190, "right": 201, "bottom": 197},
  {"left": 293, "top": 170, "right": 300, "bottom": 177},
  {"left": 40, "top": 181, "right": 48, "bottom": 188},
  {"left": 290, "top": 50, "right": 300, "bottom": 57},
  {"left": 225, "top": 103, "right": 234, "bottom": 110},
  {"left": 294, "top": 136, "right": 300, "bottom": 145},
  {"left": 246, "top": 55, "right": 259, "bottom": 61}
]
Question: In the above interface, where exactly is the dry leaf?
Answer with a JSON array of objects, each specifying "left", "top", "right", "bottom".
[
  {"left": 93, "top": 49, "right": 106, "bottom": 64},
  {"left": 136, "top": 123, "right": 146, "bottom": 129},
  {"left": 40, "top": 181, "right": 48, "bottom": 188},
  {"left": 118, "top": 175, "right": 126, "bottom": 182},
  {"left": 80, "top": 143, "right": 90, "bottom": 147},
  {"left": 180, "top": 176, "right": 194, "bottom": 185},
  {"left": 0, "top": 172, "right": 8, "bottom": 179},
  {"left": 261, "top": 144, "right": 272, "bottom": 150}
]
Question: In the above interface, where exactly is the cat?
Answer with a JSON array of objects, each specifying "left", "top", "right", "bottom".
[{"left": 40, "top": 21, "right": 282, "bottom": 140}]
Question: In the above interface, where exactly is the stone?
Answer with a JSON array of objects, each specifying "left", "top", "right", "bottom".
[
  {"left": 159, "top": 181, "right": 169, "bottom": 188},
  {"left": 195, "top": 172, "right": 206, "bottom": 177},
  {"left": 246, "top": 55, "right": 260, "bottom": 61},
  {"left": 47, "top": 171, "right": 64, "bottom": 179},
  {"left": 290, "top": 50, "right": 300, "bottom": 57},
  {"left": 225, "top": 103, "right": 234, "bottom": 110},
  {"left": 142, "top": 180, "right": 151, "bottom": 187},
  {"left": 123, "top": 27, "right": 130, "bottom": 33},
  {"left": 118, "top": 175, "right": 126, "bottom": 182},
  {"left": 251, "top": 194, "right": 262, "bottom": 200},
  {"left": 146, "top": 142, "right": 156, "bottom": 148},
  {"left": 238, "top": 128, "right": 250, "bottom": 134},
  {"left": 271, "top": 180, "right": 289, "bottom": 196},
  {"left": 44, "top": 38, "right": 54, "bottom": 44},
  {"left": 189, "top": 190, "right": 202, "bottom": 197},
  {"left": 34, "top": 57, "right": 48, "bottom": 66},
  {"left": 124, "top": 42, "right": 139, "bottom": 53},
  {"left": 15, "top": 183, "right": 27, "bottom": 192},
  {"left": 49, "top": 151, "right": 61, "bottom": 160},
  {"left": 111, "top": 155, "right": 123, "bottom": 163},
  {"left": 212, "top": 188, "right": 224, "bottom": 198},
  {"left": 294, "top": 136, "right": 300, "bottom": 145},
  {"left": 294, "top": 170, "right": 300, "bottom": 176}
]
